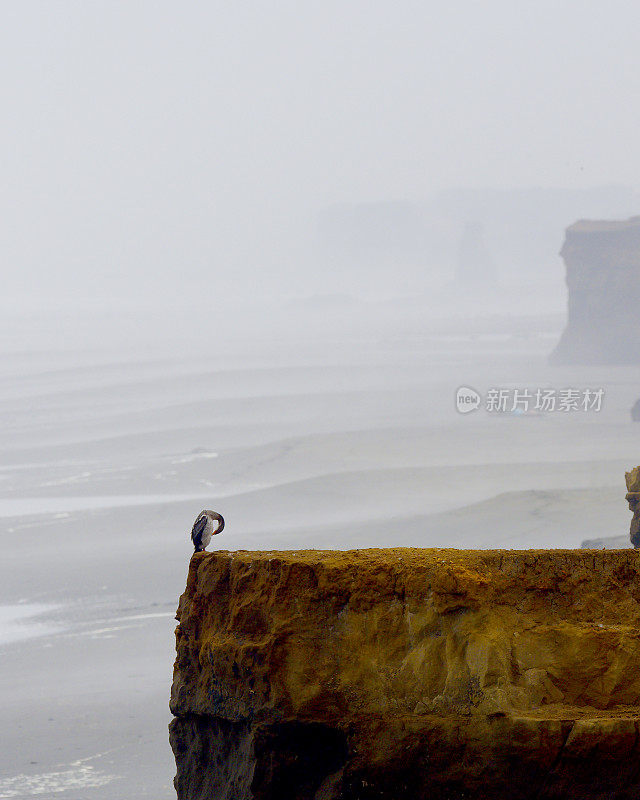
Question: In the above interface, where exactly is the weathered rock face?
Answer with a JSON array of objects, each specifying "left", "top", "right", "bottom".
[
  {"left": 626, "top": 467, "right": 640, "bottom": 548},
  {"left": 551, "top": 216, "right": 640, "bottom": 364},
  {"left": 170, "top": 549, "right": 640, "bottom": 800}
]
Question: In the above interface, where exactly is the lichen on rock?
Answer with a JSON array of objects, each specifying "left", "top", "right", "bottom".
[{"left": 170, "top": 548, "right": 640, "bottom": 799}]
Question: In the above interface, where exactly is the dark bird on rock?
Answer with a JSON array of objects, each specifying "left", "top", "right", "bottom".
[{"left": 191, "top": 509, "right": 225, "bottom": 552}]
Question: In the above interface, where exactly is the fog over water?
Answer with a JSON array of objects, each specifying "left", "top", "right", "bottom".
[{"left": 2, "top": 2, "right": 640, "bottom": 798}]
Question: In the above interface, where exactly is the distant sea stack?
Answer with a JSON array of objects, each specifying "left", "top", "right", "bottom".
[
  {"left": 551, "top": 216, "right": 640, "bottom": 364},
  {"left": 455, "top": 220, "right": 496, "bottom": 288},
  {"left": 170, "top": 549, "right": 640, "bottom": 799}
]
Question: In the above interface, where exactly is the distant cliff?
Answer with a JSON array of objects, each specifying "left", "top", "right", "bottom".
[
  {"left": 551, "top": 216, "right": 640, "bottom": 363},
  {"left": 170, "top": 549, "right": 640, "bottom": 799}
]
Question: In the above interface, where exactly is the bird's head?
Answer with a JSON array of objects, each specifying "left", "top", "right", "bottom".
[{"left": 205, "top": 510, "right": 225, "bottom": 535}]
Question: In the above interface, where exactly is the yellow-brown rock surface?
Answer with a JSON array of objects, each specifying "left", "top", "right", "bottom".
[
  {"left": 170, "top": 549, "right": 640, "bottom": 799},
  {"left": 626, "top": 467, "right": 640, "bottom": 548}
]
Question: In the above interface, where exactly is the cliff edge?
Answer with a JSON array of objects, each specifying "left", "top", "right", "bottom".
[
  {"left": 170, "top": 548, "right": 640, "bottom": 799},
  {"left": 551, "top": 216, "right": 640, "bottom": 363}
]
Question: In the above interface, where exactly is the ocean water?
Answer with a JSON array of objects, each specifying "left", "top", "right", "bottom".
[
  {"left": 0, "top": 318, "right": 637, "bottom": 797},
  {"left": 0, "top": 605, "right": 63, "bottom": 647}
]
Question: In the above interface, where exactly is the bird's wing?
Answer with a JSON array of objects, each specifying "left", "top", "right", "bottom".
[{"left": 191, "top": 514, "right": 208, "bottom": 548}]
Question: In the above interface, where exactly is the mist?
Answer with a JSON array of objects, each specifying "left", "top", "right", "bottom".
[
  {"left": 3, "top": 1, "right": 640, "bottom": 340},
  {"left": 2, "top": 2, "right": 640, "bottom": 798}
]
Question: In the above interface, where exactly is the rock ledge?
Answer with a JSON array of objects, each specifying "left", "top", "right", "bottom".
[{"left": 170, "top": 548, "right": 640, "bottom": 799}]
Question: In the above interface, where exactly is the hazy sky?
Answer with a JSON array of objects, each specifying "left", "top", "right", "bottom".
[{"left": 2, "top": 1, "right": 640, "bottom": 303}]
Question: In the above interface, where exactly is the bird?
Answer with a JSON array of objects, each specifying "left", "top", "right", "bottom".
[{"left": 190, "top": 509, "right": 225, "bottom": 552}]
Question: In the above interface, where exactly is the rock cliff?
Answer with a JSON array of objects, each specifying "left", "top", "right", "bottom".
[
  {"left": 626, "top": 467, "right": 640, "bottom": 548},
  {"left": 170, "top": 549, "right": 640, "bottom": 799},
  {"left": 551, "top": 216, "right": 640, "bottom": 363}
]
